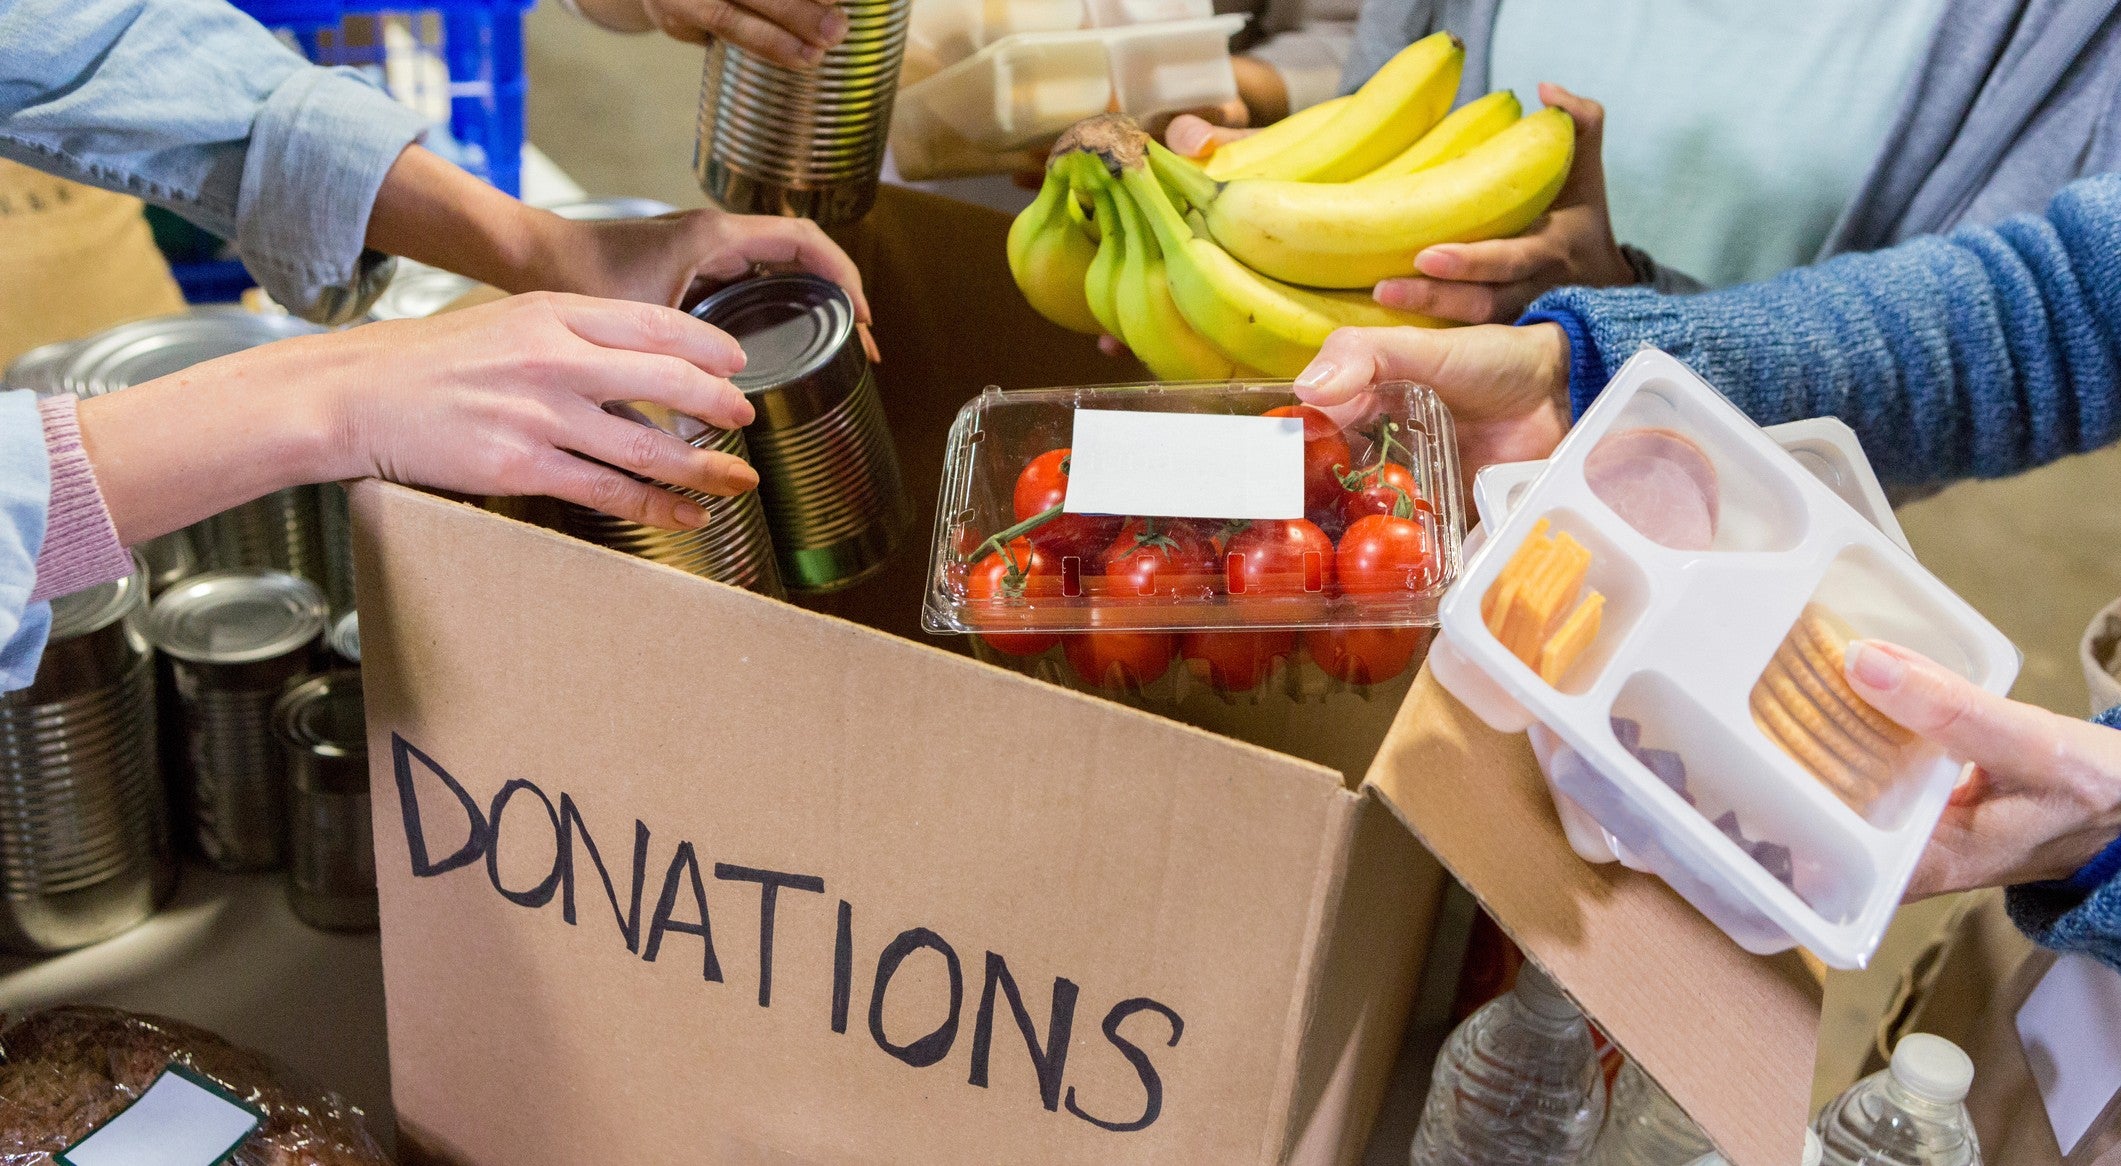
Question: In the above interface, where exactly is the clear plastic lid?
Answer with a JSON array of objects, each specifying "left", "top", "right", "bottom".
[{"left": 923, "top": 379, "right": 1465, "bottom": 636}]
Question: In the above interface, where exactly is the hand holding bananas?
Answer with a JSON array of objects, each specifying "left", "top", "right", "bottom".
[
  {"left": 1371, "top": 85, "right": 1637, "bottom": 323},
  {"left": 1006, "top": 32, "right": 1578, "bottom": 376}
]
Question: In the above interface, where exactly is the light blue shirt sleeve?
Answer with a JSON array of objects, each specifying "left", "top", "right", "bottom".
[
  {"left": 0, "top": 390, "right": 51, "bottom": 693},
  {"left": 0, "top": 0, "right": 431, "bottom": 322}
]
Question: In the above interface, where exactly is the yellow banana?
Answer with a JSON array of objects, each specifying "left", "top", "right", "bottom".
[
  {"left": 1215, "top": 31, "right": 1463, "bottom": 183},
  {"left": 1156, "top": 106, "right": 1575, "bottom": 288},
  {"left": 1108, "top": 146, "right": 1449, "bottom": 377},
  {"left": 1355, "top": 90, "right": 1520, "bottom": 184},
  {"left": 1081, "top": 155, "right": 1127, "bottom": 339},
  {"left": 1201, "top": 95, "right": 1354, "bottom": 181},
  {"left": 1091, "top": 167, "right": 1240, "bottom": 381},
  {"left": 1006, "top": 156, "right": 1102, "bottom": 334}
]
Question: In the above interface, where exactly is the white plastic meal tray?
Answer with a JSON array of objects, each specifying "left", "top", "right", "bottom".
[
  {"left": 1430, "top": 348, "right": 2020, "bottom": 969},
  {"left": 908, "top": 0, "right": 1215, "bottom": 73}
]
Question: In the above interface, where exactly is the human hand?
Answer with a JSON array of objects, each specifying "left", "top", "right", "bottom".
[
  {"left": 1372, "top": 85, "right": 1636, "bottom": 323},
  {"left": 80, "top": 294, "right": 761, "bottom": 542},
  {"left": 534, "top": 208, "right": 872, "bottom": 325},
  {"left": 570, "top": 0, "right": 846, "bottom": 69},
  {"left": 1841, "top": 640, "right": 2121, "bottom": 898},
  {"left": 1164, "top": 102, "right": 1257, "bottom": 160},
  {"left": 1291, "top": 322, "right": 1573, "bottom": 487}
]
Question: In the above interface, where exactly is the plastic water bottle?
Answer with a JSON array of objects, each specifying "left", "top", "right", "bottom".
[
  {"left": 1687, "top": 1130, "right": 1823, "bottom": 1165},
  {"left": 1813, "top": 1034, "right": 1981, "bottom": 1165},
  {"left": 1590, "top": 1056, "right": 1713, "bottom": 1165},
  {"left": 1410, "top": 963, "right": 1607, "bottom": 1165}
]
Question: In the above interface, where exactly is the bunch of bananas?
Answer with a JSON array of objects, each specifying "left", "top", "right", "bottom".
[{"left": 1005, "top": 32, "right": 1577, "bottom": 380}]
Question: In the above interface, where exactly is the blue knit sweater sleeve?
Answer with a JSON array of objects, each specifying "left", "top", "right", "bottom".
[
  {"left": 2007, "top": 705, "right": 2121, "bottom": 974},
  {"left": 1524, "top": 172, "right": 2121, "bottom": 487}
]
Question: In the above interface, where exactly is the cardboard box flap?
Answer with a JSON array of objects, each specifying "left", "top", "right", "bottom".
[
  {"left": 353, "top": 482, "right": 1393, "bottom": 1165},
  {"left": 1361, "top": 669, "right": 1821, "bottom": 1166}
]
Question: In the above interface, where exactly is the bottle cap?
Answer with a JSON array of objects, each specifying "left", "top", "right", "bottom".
[
  {"left": 1512, "top": 962, "right": 1579, "bottom": 1020},
  {"left": 1890, "top": 1033, "right": 1975, "bottom": 1103},
  {"left": 1803, "top": 1129, "right": 1821, "bottom": 1166}
]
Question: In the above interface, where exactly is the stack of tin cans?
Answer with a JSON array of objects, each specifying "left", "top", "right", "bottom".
[{"left": 0, "top": 562, "right": 172, "bottom": 954}]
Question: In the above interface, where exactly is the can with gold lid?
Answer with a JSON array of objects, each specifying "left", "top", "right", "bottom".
[{"left": 692, "top": 273, "right": 911, "bottom": 593}]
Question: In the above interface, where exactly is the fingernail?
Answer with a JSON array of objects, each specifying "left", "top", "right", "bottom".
[
  {"left": 1414, "top": 247, "right": 1461, "bottom": 278},
  {"left": 674, "top": 502, "right": 708, "bottom": 528},
  {"left": 1294, "top": 360, "right": 1338, "bottom": 390},
  {"left": 1846, "top": 641, "right": 1907, "bottom": 691},
  {"left": 1167, "top": 119, "right": 1209, "bottom": 158},
  {"left": 1373, "top": 280, "right": 1414, "bottom": 310},
  {"left": 801, "top": 41, "right": 826, "bottom": 64},
  {"left": 821, "top": 8, "right": 848, "bottom": 42}
]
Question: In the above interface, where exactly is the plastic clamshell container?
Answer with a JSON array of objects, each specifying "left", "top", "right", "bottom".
[
  {"left": 890, "top": 15, "right": 1243, "bottom": 177},
  {"left": 1430, "top": 349, "right": 2020, "bottom": 969},
  {"left": 927, "top": 380, "right": 1461, "bottom": 713},
  {"left": 907, "top": 0, "right": 1212, "bottom": 72}
]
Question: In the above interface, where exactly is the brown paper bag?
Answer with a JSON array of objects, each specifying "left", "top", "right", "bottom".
[
  {"left": 1874, "top": 891, "right": 2121, "bottom": 1163},
  {"left": 0, "top": 160, "right": 186, "bottom": 366}
]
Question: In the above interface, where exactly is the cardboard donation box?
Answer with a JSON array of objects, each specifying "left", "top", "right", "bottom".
[{"left": 353, "top": 481, "right": 1443, "bottom": 1166}]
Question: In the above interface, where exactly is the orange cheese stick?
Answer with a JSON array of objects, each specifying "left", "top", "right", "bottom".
[
  {"left": 1483, "top": 518, "right": 1553, "bottom": 631},
  {"left": 1538, "top": 590, "right": 1605, "bottom": 683}
]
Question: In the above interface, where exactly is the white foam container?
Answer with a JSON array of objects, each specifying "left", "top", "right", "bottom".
[
  {"left": 1430, "top": 349, "right": 2020, "bottom": 969},
  {"left": 890, "top": 15, "right": 1244, "bottom": 179},
  {"left": 908, "top": 0, "right": 1214, "bottom": 71}
]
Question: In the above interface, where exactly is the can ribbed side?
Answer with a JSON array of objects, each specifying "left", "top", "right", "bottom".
[
  {"left": 695, "top": 0, "right": 911, "bottom": 223},
  {"left": 748, "top": 366, "right": 910, "bottom": 591},
  {"left": 555, "top": 426, "right": 786, "bottom": 597},
  {"left": 0, "top": 659, "right": 168, "bottom": 953},
  {"left": 193, "top": 486, "right": 326, "bottom": 587},
  {"left": 177, "top": 683, "right": 290, "bottom": 873}
]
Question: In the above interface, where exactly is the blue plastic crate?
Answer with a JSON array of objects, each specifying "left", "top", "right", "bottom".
[{"left": 169, "top": 0, "right": 533, "bottom": 303}]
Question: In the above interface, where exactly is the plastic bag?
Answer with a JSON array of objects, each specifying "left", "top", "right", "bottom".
[{"left": 0, "top": 1006, "right": 389, "bottom": 1165}]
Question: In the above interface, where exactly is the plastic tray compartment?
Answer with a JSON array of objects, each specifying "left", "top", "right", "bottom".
[
  {"left": 1432, "top": 348, "right": 2019, "bottom": 969},
  {"left": 926, "top": 379, "right": 1466, "bottom": 704}
]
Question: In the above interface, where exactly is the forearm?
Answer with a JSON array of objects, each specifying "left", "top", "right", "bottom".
[
  {"left": 1525, "top": 174, "right": 2121, "bottom": 486},
  {"left": 74, "top": 340, "right": 340, "bottom": 546},
  {"left": 365, "top": 145, "right": 571, "bottom": 296}
]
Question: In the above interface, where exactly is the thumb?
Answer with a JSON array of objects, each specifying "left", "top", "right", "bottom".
[
  {"left": 1294, "top": 325, "right": 1444, "bottom": 407},
  {"left": 1165, "top": 115, "right": 1224, "bottom": 160},
  {"left": 1844, "top": 640, "right": 2056, "bottom": 774},
  {"left": 1537, "top": 82, "right": 1608, "bottom": 204}
]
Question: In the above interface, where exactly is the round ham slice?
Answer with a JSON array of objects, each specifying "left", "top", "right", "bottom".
[{"left": 1583, "top": 427, "right": 1720, "bottom": 550}]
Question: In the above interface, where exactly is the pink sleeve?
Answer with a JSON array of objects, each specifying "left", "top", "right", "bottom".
[{"left": 29, "top": 394, "right": 135, "bottom": 604}]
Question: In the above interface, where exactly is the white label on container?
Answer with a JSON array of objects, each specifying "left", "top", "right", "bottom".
[
  {"left": 2018, "top": 951, "right": 2121, "bottom": 1154},
  {"left": 60, "top": 1066, "right": 262, "bottom": 1166},
  {"left": 1063, "top": 410, "right": 1304, "bottom": 519}
]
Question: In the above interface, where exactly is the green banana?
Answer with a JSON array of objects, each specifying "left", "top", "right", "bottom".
[
  {"left": 1200, "top": 94, "right": 1354, "bottom": 182},
  {"left": 1355, "top": 90, "right": 1521, "bottom": 184},
  {"left": 1092, "top": 166, "right": 1240, "bottom": 382},
  {"left": 1214, "top": 31, "right": 1463, "bottom": 184},
  {"left": 1105, "top": 142, "right": 1449, "bottom": 377},
  {"left": 1081, "top": 155, "right": 1127, "bottom": 340},
  {"left": 1006, "top": 156, "right": 1103, "bottom": 334},
  {"left": 1153, "top": 106, "right": 1576, "bottom": 288}
]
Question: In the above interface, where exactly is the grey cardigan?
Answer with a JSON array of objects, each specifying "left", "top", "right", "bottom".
[{"left": 1341, "top": 0, "right": 2121, "bottom": 290}]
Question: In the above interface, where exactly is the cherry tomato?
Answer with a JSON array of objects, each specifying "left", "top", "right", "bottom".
[
  {"left": 1181, "top": 629, "right": 1296, "bottom": 693},
  {"left": 1266, "top": 405, "right": 1354, "bottom": 514},
  {"left": 1304, "top": 626, "right": 1432, "bottom": 686},
  {"left": 1013, "top": 448, "right": 1123, "bottom": 562},
  {"left": 1065, "top": 631, "right": 1175, "bottom": 688},
  {"left": 1098, "top": 519, "right": 1220, "bottom": 601},
  {"left": 1339, "top": 462, "right": 1432, "bottom": 525},
  {"left": 1222, "top": 519, "right": 1336, "bottom": 603},
  {"left": 1336, "top": 514, "right": 1437, "bottom": 596},
  {"left": 965, "top": 539, "right": 1061, "bottom": 656}
]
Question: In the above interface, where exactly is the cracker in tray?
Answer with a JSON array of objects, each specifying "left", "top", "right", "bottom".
[{"left": 1750, "top": 603, "right": 1913, "bottom": 813}]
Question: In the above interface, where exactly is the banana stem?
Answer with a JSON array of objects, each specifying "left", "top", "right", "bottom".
[
  {"left": 1146, "top": 140, "right": 1223, "bottom": 213},
  {"left": 1117, "top": 158, "right": 1202, "bottom": 258}
]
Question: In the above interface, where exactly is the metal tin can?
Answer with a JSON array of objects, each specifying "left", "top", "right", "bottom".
[
  {"left": 317, "top": 481, "right": 356, "bottom": 616},
  {"left": 274, "top": 670, "right": 375, "bottom": 932},
  {"left": 3, "top": 337, "right": 81, "bottom": 393},
  {"left": 692, "top": 0, "right": 912, "bottom": 226},
  {"left": 367, "top": 260, "right": 479, "bottom": 322},
  {"left": 328, "top": 610, "right": 361, "bottom": 666},
  {"left": 149, "top": 571, "right": 328, "bottom": 873},
  {"left": 555, "top": 403, "right": 785, "bottom": 597},
  {"left": 693, "top": 274, "right": 911, "bottom": 592},
  {"left": 51, "top": 310, "right": 330, "bottom": 588},
  {"left": 0, "top": 563, "right": 175, "bottom": 954}
]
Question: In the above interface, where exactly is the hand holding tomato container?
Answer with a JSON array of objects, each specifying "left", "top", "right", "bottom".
[{"left": 926, "top": 381, "right": 1466, "bottom": 702}]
